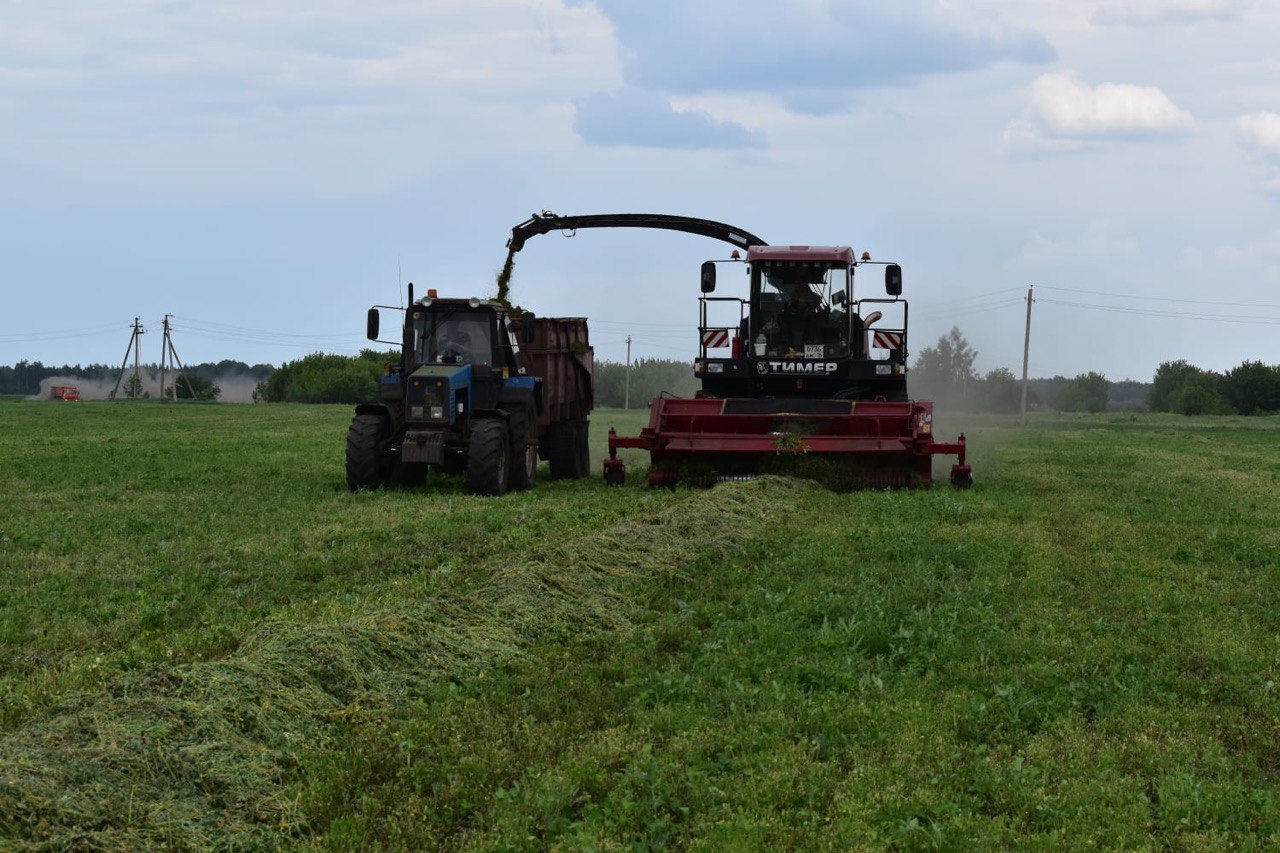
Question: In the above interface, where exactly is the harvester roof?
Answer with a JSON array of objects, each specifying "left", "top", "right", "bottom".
[{"left": 746, "top": 245, "right": 854, "bottom": 264}]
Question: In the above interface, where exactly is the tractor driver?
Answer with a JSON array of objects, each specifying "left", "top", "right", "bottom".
[{"left": 436, "top": 327, "right": 473, "bottom": 363}]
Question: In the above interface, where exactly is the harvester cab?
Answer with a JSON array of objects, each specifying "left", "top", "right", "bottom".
[{"left": 694, "top": 247, "right": 908, "bottom": 403}]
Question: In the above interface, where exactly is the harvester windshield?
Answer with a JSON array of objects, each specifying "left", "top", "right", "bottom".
[
  {"left": 411, "top": 310, "right": 494, "bottom": 367},
  {"left": 753, "top": 262, "right": 852, "bottom": 359}
]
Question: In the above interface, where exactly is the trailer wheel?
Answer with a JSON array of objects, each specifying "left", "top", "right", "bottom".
[
  {"left": 346, "top": 414, "right": 392, "bottom": 491},
  {"left": 467, "top": 419, "right": 510, "bottom": 496},
  {"left": 509, "top": 412, "right": 538, "bottom": 491},
  {"left": 574, "top": 421, "right": 591, "bottom": 478},
  {"left": 547, "top": 421, "right": 575, "bottom": 479}
]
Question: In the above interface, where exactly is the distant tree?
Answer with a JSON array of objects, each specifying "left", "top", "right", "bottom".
[
  {"left": 911, "top": 327, "right": 978, "bottom": 407},
  {"left": 1055, "top": 372, "right": 1109, "bottom": 413},
  {"left": 1220, "top": 361, "right": 1280, "bottom": 415},
  {"left": 1108, "top": 379, "right": 1154, "bottom": 413},
  {"left": 973, "top": 368, "right": 1025, "bottom": 414},
  {"left": 264, "top": 350, "right": 397, "bottom": 404},
  {"left": 1172, "top": 372, "right": 1232, "bottom": 415},
  {"left": 122, "top": 373, "right": 145, "bottom": 399},
  {"left": 167, "top": 373, "right": 220, "bottom": 401},
  {"left": 594, "top": 358, "right": 698, "bottom": 408},
  {"left": 1149, "top": 361, "right": 1212, "bottom": 413}
]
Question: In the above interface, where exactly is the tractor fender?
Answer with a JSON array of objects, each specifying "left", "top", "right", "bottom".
[
  {"left": 354, "top": 403, "right": 402, "bottom": 436},
  {"left": 499, "top": 379, "right": 542, "bottom": 416}
]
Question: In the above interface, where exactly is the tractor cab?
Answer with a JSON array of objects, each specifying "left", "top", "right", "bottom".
[
  {"left": 365, "top": 294, "right": 536, "bottom": 431},
  {"left": 395, "top": 297, "right": 532, "bottom": 424},
  {"left": 407, "top": 299, "right": 512, "bottom": 374}
]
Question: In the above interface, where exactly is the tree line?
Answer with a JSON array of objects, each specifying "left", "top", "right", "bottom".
[
  {"left": 910, "top": 326, "right": 1279, "bottom": 415},
  {"left": 0, "top": 359, "right": 274, "bottom": 400},
  {"left": 1147, "top": 360, "right": 1280, "bottom": 415},
  {"left": 7, "top": 334, "right": 1276, "bottom": 415},
  {"left": 255, "top": 350, "right": 398, "bottom": 404}
]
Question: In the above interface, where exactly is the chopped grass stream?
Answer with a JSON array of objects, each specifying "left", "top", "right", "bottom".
[{"left": 1, "top": 404, "right": 1279, "bottom": 847}]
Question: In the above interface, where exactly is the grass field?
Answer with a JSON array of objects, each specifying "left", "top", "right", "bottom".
[{"left": 1, "top": 401, "right": 1278, "bottom": 848}]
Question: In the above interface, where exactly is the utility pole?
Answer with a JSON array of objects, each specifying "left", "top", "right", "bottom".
[
  {"left": 160, "top": 315, "right": 169, "bottom": 400},
  {"left": 111, "top": 317, "right": 146, "bottom": 399},
  {"left": 162, "top": 314, "right": 194, "bottom": 400},
  {"left": 1020, "top": 286, "right": 1034, "bottom": 426},
  {"left": 624, "top": 335, "right": 632, "bottom": 410}
]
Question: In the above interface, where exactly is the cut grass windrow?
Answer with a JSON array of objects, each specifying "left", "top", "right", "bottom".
[{"left": 0, "top": 477, "right": 790, "bottom": 849}]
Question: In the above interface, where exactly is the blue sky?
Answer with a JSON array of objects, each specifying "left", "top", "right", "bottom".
[{"left": 2, "top": 0, "right": 1278, "bottom": 380}]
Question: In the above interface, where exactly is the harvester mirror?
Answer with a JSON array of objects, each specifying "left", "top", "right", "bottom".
[
  {"left": 366, "top": 308, "right": 380, "bottom": 340},
  {"left": 522, "top": 312, "right": 537, "bottom": 344},
  {"left": 831, "top": 289, "right": 847, "bottom": 306},
  {"left": 700, "top": 261, "right": 717, "bottom": 293},
  {"left": 885, "top": 264, "right": 903, "bottom": 297}
]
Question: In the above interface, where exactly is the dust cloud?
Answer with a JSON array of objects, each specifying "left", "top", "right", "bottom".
[{"left": 30, "top": 372, "right": 264, "bottom": 403}]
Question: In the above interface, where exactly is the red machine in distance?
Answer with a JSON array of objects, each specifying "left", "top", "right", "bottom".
[{"left": 506, "top": 212, "right": 971, "bottom": 489}]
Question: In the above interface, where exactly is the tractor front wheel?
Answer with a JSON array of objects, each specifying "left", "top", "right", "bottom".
[
  {"left": 467, "top": 419, "right": 510, "bottom": 496},
  {"left": 509, "top": 412, "right": 538, "bottom": 491},
  {"left": 346, "top": 414, "right": 392, "bottom": 491}
]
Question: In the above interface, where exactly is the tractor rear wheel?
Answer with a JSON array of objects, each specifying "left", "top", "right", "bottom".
[
  {"left": 509, "top": 412, "right": 538, "bottom": 491},
  {"left": 346, "top": 414, "right": 392, "bottom": 491},
  {"left": 467, "top": 419, "right": 510, "bottom": 496}
]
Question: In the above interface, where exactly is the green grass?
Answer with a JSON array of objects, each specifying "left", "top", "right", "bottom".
[{"left": 1, "top": 402, "right": 1278, "bottom": 848}]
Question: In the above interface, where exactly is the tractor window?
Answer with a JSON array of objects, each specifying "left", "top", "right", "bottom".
[
  {"left": 753, "top": 264, "right": 852, "bottom": 359},
  {"left": 412, "top": 311, "right": 494, "bottom": 367}
]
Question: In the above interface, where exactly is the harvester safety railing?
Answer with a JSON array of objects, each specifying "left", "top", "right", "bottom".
[
  {"left": 698, "top": 296, "right": 747, "bottom": 360},
  {"left": 856, "top": 298, "right": 908, "bottom": 361}
]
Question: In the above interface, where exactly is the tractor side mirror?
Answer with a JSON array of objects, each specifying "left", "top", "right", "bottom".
[
  {"left": 522, "top": 312, "right": 537, "bottom": 344},
  {"left": 831, "top": 289, "right": 847, "bottom": 306},
  {"left": 885, "top": 264, "right": 903, "bottom": 297},
  {"left": 366, "top": 308, "right": 380, "bottom": 340},
  {"left": 700, "top": 261, "right": 717, "bottom": 293}
]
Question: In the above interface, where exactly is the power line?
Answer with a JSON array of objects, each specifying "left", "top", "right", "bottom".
[
  {"left": 1037, "top": 297, "right": 1280, "bottom": 325},
  {"left": 1037, "top": 284, "right": 1280, "bottom": 310}
]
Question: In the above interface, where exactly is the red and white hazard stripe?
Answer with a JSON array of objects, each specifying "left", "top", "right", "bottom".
[
  {"left": 701, "top": 329, "right": 730, "bottom": 349},
  {"left": 872, "top": 331, "right": 903, "bottom": 350}
]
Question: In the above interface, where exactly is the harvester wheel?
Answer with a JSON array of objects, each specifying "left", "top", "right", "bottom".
[
  {"left": 346, "top": 414, "right": 392, "bottom": 491},
  {"left": 467, "top": 419, "right": 510, "bottom": 496},
  {"left": 951, "top": 467, "right": 973, "bottom": 489},
  {"left": 603, "top": 460, "right": 626, "bottom": 487},
  {"left": 509, "top": 412, "right": 538, "bottom": 491}
]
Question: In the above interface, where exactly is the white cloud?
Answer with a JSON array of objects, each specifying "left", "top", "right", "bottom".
[
  {"left": 573, "top": 88, "right": 763, "bottom": 149},
  {"left": 1237, "top": 112, "right": 1280, "bottom": 156},
  {"left": 1091, "top": 0, "right": 1253, "bottom": 26},
  {"left": 1005, "top": 71, "right": 1193, "bottom": 149},
  {"left": 0, "top": 1, "right": 621, "bottom": 199},
  {"left": 1236, "top": 112, "right": 1280, "bottom": 192},
  {"left": 580, "top": 0, "right": 1054, "bottom": 106},
  {"left": 1009, "top": 225, "right": 1143, "bottom": 268}
]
